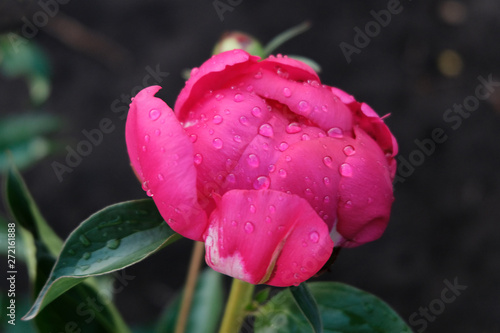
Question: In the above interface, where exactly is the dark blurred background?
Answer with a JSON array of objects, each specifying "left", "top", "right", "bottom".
[{"left": 1, "top": 0, "right": 499, "bottom": 332}]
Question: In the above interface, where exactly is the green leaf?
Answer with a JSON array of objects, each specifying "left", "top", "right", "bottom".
[
  {"left": 254, "top": 282, "right": 413, "bottom": 333},
  {"left": 3, "top": 161, "right": 131, "bottom": 332},
  {"left": 289, "top": 283, "right": 323, "bottom": 333},
  {"left": 4, "top": 157, "right": 63, "bottom": 257},
  {"left": 23, "top": 198, "right": 181, "bottom": 320},
  {"left": 156, "top": 269, "right": 224, "bottom": 333}
]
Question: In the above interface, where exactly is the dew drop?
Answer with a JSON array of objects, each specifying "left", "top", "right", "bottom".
[
  {"left": 79, "top": 235, "right": 91, "bottom": 247},
  {"left": 265, "top": 216, "right": 272, "bottom": 223},
  {"left": 323, "top": 176, "right": 331, "bottom": 185},
  {"left": 339, "top": 163, "right": 353, "bottom": 177},
  {"left": 213, "top": 115, "right": 223, "bottom": 124},
  {"left": 212, "top": 138, "right": 223, "bottom": 149},
  {"left": 301, "top": 133, "right": 311, "bottom": 141},
  {"left": 278, "top": 169, "right": 287, "bottom": 178},
  {"left": 146, "top": 189, "right": 153, "bottom": 197},
  {"left": 343, "top": 145, "right": 356, "bottom": 156},
  {"left": 321, "top": 105, "right": 328, "bottom": 112},
  {"left": 259, "top": 123, "right": 274, "bottom": 137},
  {"left": 254, "top": 71, "right": 263, "bottom": 79},
  {"left": 82, "top": 252, "right": 91, "bottom": 260},
  {"left": 190, "top": 67, "right": 199, "bottom": 76},
  {"left": 323, "top": 195, "right": 331, "bottom": 203},
  {"left": 233, "top": 135, "right": 242, "bottom": 143},
  {"left": 239, "top": 116, "right": 249, "bottom": 126},
  {"left": 323, "top": 156, "right": 333, "bottom": 167},
  {"left": 304, "top": 188, "right": 313, "bottom": 196},
  {"left": 253, "top": 176, "right": 270, "bottom": 190},
  {"left": 141, "top": 181, "right": 149, "bottom": 191},
  {"left": 327, "top": 127, "right": 343, "bottom": 138},
  {"left": 249, "top": 204, "right": 256, "bottom": 213},
  {"left": 149, "top": 109, "right": 161, "bottom": 120},
  {"left": 251, "top": 106, "right": 262, "bottom": 118},
  {"left": 344, "top": 200, "right": 353, "bottom": 208},
  {"left": 244, "top": 222, "right": 254, "bottom": 233},
  {"left": 155, "top": 129, "right": 161, "bottom": 136},
  {"left": 283, "top": 87, "right": 292, "bottom": 97},
  {"left": 157, "top": 173, "right": 164, "bottom": 181},
  {"left": 194, "top": 153, "right": 203, "bottom": 165},
  {"left": 268, "top": 164, "right": 276, "bottom": 172},
  {"left": 278, "top": 142, "right": 289, "bottom": 151},
  {"left": 285, "top": 155, "right": 292, "bottom": 162},
  {"left": 215, "top": 93, "right": 224, "bottom": 101},
  {"left": 231, "top": 220, "right": 237, "bottom": 226},
  {"left": 142, "top": 145, "right": 147, "bottom": 152},
  {"left": 269, "top": 205, "right": 276, "bottom": 213},
  {"left": 226, "top": 173, "right": 236, "bottom": 183},
  {"left": 246, "top": 154, "right": 260, "bottom": 168},
  {"left": 68, "top": 249, "right": 76, "bottom": 255},
  {"left": 144, "top": 134, "right": 150, "bottom": 143},
  {"left": 286, "top": 123, "right": 302, "bottom": 134},
  {"left": 302, "top": 241, "right": 308, "bottom": 247},
  {"left": 106, "top": 239, "right": 121, "bottom": 250},
  {"left": 298, "top": 100, "right": 310, "bottom": 112},
  {"left": 234, "top": 93, "right": 244, "bottom": 102}
]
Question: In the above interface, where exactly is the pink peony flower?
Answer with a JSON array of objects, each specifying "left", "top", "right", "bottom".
[{"left": 126, "top": 49, "right": 397, "bottom": 287}]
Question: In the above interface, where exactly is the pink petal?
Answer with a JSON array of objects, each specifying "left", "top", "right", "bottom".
[
  {"left": 258, "top": 54, "right": 320, "bottom": 82},
  {"left": 335, "top": 128, "right": 394, "bottom": 247},
  {"left": 174, "top": 49, "right": 260, "bottom": 120},
  {"left": 204, "top": 189, "right": 333, "bottom": 286},
  {"left": 126, "top": 86, "right": 208, "bottom": 240},
  {"left": 242, "top": 68, "right": 353, "bottom": 132},
  {"left": 184, "top": 88, "right": 270, "bottom": 210},
  {"left": 269, "top": 136, "right": 356, "bottom": 231}
]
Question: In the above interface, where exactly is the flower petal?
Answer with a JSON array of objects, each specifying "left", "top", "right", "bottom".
[
  {"left": 242, "top": 69, "right": 353, "bottom": 132},
  {"left": 175, "top": 49, "right": 260, "bottom": 120},
  {"left": 258, "top": 54, "right": 320, "bottom": 82},
  {"left": 126, "top": 86, "right": 208, "bottom": 240},
  {"left": 335, "top": 128, "right": 394, "bottom": 247},
  {"left": 204, "top": 189, "right": 333, "bottom": 286}
]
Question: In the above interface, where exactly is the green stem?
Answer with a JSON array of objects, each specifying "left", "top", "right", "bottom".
[{"left": 218, "top": 278, "right": 255, "bottom": 333}]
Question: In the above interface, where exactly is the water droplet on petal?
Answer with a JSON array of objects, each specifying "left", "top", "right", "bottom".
[
  {"left": 283, "top": 87, "right": 292, "bottom": 97},
  {"left": 323, "top": 176, "right": 331, "bottom": 185},
  {"left": 253, "top": 176, "right": 270, "bottom": 190},
  {"left": 269, "top": 205, "right": 276, "bottom": 213},
  {"left": 304, "top": 188, "right": 313, "bottom": 196},
  {"left": 144, "top": 134, "right": 150, "bottom": 143},
  {"left": 190, "top": 134, "right": 198, "bottom": 142},
  {"left": 343, "top": 145, "right": 356, "bottom": 156},
  {"left": 259, "top": 123, "right": 274, "bottom": 137},
  {"left": 278, "top": 142, "right": 289, "bottom": 151},
  {"left": 339, "top": 163, "right": 353, "bottom": 177},
  {"left": 213, "top": 115, "right": 223, "bottom": 124},
  {"left": 234, "top": 93, "right": 244, "bottom": 102},
  {"left": 246, "top": 154, "right": 260, "bottom": 168},
  {"left": 155, "top": 129, "right": 161, "bottom": 136},
  {"left": 251, "top": 106, "right": 262, "bottom": 118},
  {"left": 142, "top": 145, "right": 147, "bottom": 152},
  {"left": 265, "top": 216, "right": 272, "bottom": 223},
  {"left": 157, "top": 173, "right": 164, "bottom": 181},
  {"left": 244, "top": 222, "right": 254, "bottom": 233},
  {"left": 286, "top": 123, "right": 302, "bottom": 134},
  {"left": 190, "top": 67, "right": 199, "bottom": 76},
  {"left": 194, "top": 153, "right": 203, "bottom": 165},
  {"left": 323, "top": 156, "right": 333, "bottom": 167},
  {"left": 278, "top": 169, "right": 287, "bottom": 178},
  {"left": 239, "top": 116, "right": 249, "bottom": 126},
  {"left": 298, "top": 100, "right": 310, "bottom": 112},
  {"left": 226, "top": 173, "right": 236, "bottom": 183},
  {"left": 231, "top": 220, "right": 237, "bottom": 226},
  {"left": 327, "top": 127, "right": 343, "bottom": 138},
  {"left": 344, "top": 200, "right": 353, "bottom": 208},
  {"left": 215, "top": 93, "right": 224, "bottom": 101},
  {"left": 301, "top": 133, "right": 311, "bottom": 141},
  {"left": 323, "top": 195, "right": 331, "bottom": 203},
  {"left": 149, "top": 109, "right": 161, "bottom": 120},
  {"left": 302, "top": 241, "right": 308, "bottom": 247},
  {"left": 146, "top": 189, "right": 153, "bottom": 197},
  {"left": 212, "top": 138, "right": 223, "bottom": 149},
  {"left": 233, "top": 135, "right": 242, "bottom": 142},
  {"left": 268, "top": 164, "right": 276, "bottom": 172},
  {"left": 285, "top": 155, "right": 292, "bottom": 162},
  {"left": 254, "top": 71, "right": 263, "bottom": 79},
  {"left": 249, "top": 204, "right": 256, "bottom": 213}
]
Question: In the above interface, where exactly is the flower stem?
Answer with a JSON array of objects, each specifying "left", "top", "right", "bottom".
[
  {"left": 175, "top": 241, "right": 205, "bottom": 333},
  {"left": 218, "top": 278, "right": 255, "bottom": 333}
]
